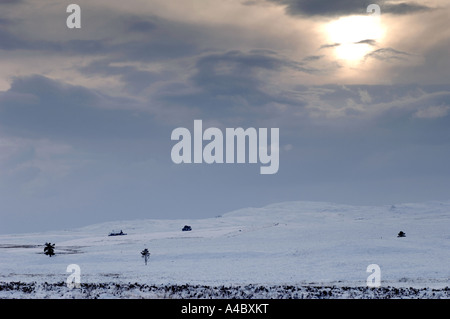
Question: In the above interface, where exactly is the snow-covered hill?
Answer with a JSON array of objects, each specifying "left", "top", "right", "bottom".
[{"left": 0, "top": 201, "right": 449, "bottom": 298}]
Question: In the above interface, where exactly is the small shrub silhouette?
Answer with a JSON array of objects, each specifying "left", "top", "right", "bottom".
[{"left": 44, "top": 242, "right": 55, "bottom": 257}]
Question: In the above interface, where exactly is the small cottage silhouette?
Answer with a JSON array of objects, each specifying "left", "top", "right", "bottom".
[{"left": 108, "top": 230, "right": 127, "bottom": 236}]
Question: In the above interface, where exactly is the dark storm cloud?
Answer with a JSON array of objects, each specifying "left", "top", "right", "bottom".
[
  {"left": 77, "top": 13, "right": 210, "bottom": 62},
  {"left": 0, "top": 0, "right": 23, "bottom": 5},
  {"left": 302, "top": 55, "right": 324, "bottom": 62},
  {"left": 364, "top": 47, "right": 411, "bottom": 62},
  {"left": 0, "top": 19, "right": 65, "bottom": 52},
  {"left": 191, "top": 50, "right": 317, "bottom": 92},
  {"left": 382, "top": 2, "right": 434, "bottom": 15},
  {"left": 266, "top": 0, "right": 433, "bottom": 17},
  {"left": 0, "top": 75, "right": 155, "bottom": 139},
  {"left": 157, "top": 50, "right": 317, "bottom": 120},
  {"left": 355, "top": 39, "right": 377, "bottom": 46},
  {"left": 0, "top": 10, "right": 200, "bottom": 62},
  {"left": 269, "top": 0, "right": 373, "bottom": 16},
  {"left": 319, "top": 43, "right": 340, "bottom": 49},
  {"left": 0, "top": 15, "right": 39, "bottom": 51},
  {"left": 0, "top": 0, "right": 448, "bottom": 235}
]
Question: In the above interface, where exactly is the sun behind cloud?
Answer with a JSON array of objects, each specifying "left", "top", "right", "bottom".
[{"left": 324, "top": 14, "right": 385, "bottom": 62}]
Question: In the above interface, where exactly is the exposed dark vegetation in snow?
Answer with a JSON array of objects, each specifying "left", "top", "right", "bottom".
[
  {"left": 1, "top": 201, "right": 449, "bottom": 297},
  {"left": 1, "top": 282, "right": 449, "bottom": 299}
]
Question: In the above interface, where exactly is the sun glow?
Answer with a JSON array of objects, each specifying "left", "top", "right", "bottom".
[{"left": 324, "top": 15, "right": 385, "bottom": 62}]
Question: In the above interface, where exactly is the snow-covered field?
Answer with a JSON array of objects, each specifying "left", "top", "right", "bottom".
[{"left": 1, "top": 201, "right": 449, "bottom": 298}]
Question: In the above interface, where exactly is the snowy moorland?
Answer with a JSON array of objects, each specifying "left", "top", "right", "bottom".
[{"left": 0, "top": 201, "right": 449, "bottom": 299}]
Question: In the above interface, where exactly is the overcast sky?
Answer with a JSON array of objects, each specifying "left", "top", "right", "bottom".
[{"left": 0, "top": 0, "right": 449, "bottom": 234}]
